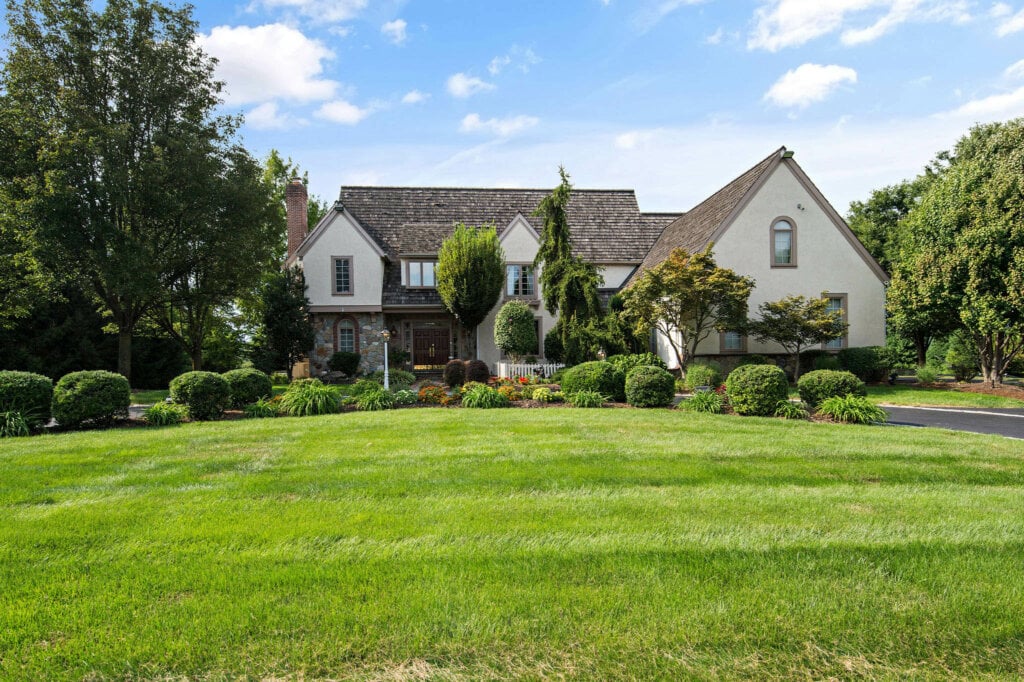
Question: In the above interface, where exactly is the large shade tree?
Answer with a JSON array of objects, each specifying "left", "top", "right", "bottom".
[
  {"left": 0, "top": 0, "right": 250, "bottom": 382},
  {"left": 435, "top": 223, "right": 505, "bottom": 359}
]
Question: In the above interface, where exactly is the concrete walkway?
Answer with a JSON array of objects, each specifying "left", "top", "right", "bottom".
[{"left": 882, "top": 405, "right": 1024, "bottom": 439}]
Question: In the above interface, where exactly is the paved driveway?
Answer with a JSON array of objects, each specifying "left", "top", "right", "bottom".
[{"left": 883, "top": 405, "right": 1024, "bottom": 439}]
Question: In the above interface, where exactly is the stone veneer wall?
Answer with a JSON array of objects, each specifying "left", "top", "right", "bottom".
[{"left": 309, "top": 313, "right": 385, "bottom": 375}]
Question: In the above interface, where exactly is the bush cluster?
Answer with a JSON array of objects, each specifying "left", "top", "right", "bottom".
[
  {"left": 561, "top": 361, "right": 625, "bottom": 402},
  {"left": 837, "top": 346, "right": 889, "bottom": 382},
  {"left": 725, "top": 364, "right": 788, "bottom": 417},
  {"left": 625, "top": 365, "right": 676, "bottom": 408},
  {"left": 796, "top": 370, "right": 866, "bottom": 408},
  {"left": 222, "top": 368, "right": 272, "bottom": 408},
  {"left": 0, "top": 370, "right": 53, "bottom": 429},
  {"left": 443, "top": 359, "right": 466, "bottom": 387},
  {"left": 465, "top": 360, "right": 490, "bottom": 384},
  {"left": 327, "top": 351, "right": 361, "bottom": 377},
  {"left": 684, "top": 362, "right": 722, "bottom": 391},
  {"left": 169, "top": 371, "right": 231, "bottom": 421},
  {"left": 53, "top": 370, "right": 131, "bottom": 428}
]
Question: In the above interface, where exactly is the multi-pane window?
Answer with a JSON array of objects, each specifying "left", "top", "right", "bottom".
[
  {"left": 772, "top": 219, "right": 795, "bottom": 266},
  {"left": 506, "top": 264, "right": 536, "bottom": 297},
  {"left": 824, "top": 295, "right": 847, "bottom": 350},
  {"left": 723, "top": 331, "right": 744, "bottom": 352},
  {"left": 408, "top": 261, "right": 436, "bottom": 288},
  {"left": 334, "top": 257, "right": 352, "bottom": 294},
  {"left": 337, "top": 319, "right": 355, "bottom": 353}
]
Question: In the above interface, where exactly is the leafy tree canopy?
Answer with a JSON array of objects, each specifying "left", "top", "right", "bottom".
[
  {"left": 748, "top": 295, "right": 847, "bottom": 380},
  {"left": 435, "top": 223, "right": 505, "bottom": 357}
]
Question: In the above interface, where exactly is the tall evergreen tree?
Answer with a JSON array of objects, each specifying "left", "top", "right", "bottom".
[{"left": 254, "top": 266, "right": 314, "bottom": 380}]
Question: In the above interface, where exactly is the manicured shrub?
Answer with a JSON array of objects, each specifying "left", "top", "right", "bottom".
[
  {"left": 356, "top": 387, "right": 395, "bottom": 411},
  {"left": 797, "top": 370, "right": 866, "bottom": 408},
  {"left": 393, "top": 389, "right": 417, "bottom": 406},
  {"left": 548, "top": 368, "right": 567, "bottom": 385},
  {"left": 916, "top": 365, "right": 939, "bottom": 385},
  {"left": 497, "top": 385, "right": 521, "bottom": 401},
  {"left": 243, "top": 397, "right": 279, "bottom": 419},
  {"left": 561, "top": 361, "right": 625, "bottom": 401},
  {"left": 279, "top": 379, "right": 342, "bottom": 416},
  {"left": 568, "top": 390, "right": 605, "bottom": 408},
  {"left": 465, "top": 360, "right": 490, "bottom": 384},
  {"left": 222, "top": 368, "right": 273, "bottom": 408},
  {"left": 0, "top": 370, "right": 53, "bottom": 429},
  {"left": 462, "top": 384, "right": 510, "bottom": 408},
  {"left": 52, "top": 370, "right": 131, "bottom": 428},
  {"left": 725, "top": 364, "right": 788, "bottom": 417},
  {"left": 327, "top": 351, "right": 361, "bottom": 377},
  {"left": 681, "top": 391, "right": 723, "bottom": 414},
  {"left": 169, "top": 371, "right": 231, "bottom": 421},
  {"left": 143, "top": 402, "right": 188, "bottom": 426},
  {"left": 625, "top": 365, "right": 676, "bottom": 408},
  {"left": 945, "top": 333, "right": 980, "bottom": 383},
  {"left": 817, "top": 395, "right": 887, "bottom": 424},
  {"left": 684, "top": 362, "right": 722, "bottom": 391},
  {"left": 774, "top": 400, "right": 809, "bottom": 420},
  {"left": 494, "top": 300, "right": 538, "bottom": 361},
  {"left": 0, "top": 411, "right": 31, "bottom": 438},
  {"left": 443, "top": 359, "right": 466, "bottom": 387},
  {"left": 735, "top": 354, "right": 772, "bottom": 368},
  {"left": 418, "top": 384, "right": 447, "bottom": 404},
  {"left": 607, "top": 353, "right": 667, "bottom": 376},
  {"left": 837, "top": 346, "right": 889, "bottom": 382}
]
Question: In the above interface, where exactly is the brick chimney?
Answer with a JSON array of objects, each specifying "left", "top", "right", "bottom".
[{"left": 286, "top": 177, "right": 308, "bottom": 260}]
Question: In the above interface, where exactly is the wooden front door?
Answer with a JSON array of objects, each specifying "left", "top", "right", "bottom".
[{"left": 413, "top": 329, "right": 449, "bottom": 368}]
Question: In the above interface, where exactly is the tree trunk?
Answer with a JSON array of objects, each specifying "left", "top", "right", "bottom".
[
  {"left": 117, "top": 327, "right": 132, "bottom": 383},
  {"left": 913, "top": 333, "right": 928, "bottom": 367},
  {"left": 793, "top": 350, "right": 801, "bottom": 383},
  {"left": 191, "top": 349, "right": 203, "bottom": 372}
]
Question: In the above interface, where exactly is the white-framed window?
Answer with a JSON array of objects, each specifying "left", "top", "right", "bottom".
[
  {"left": 333, "top": 257, "right": 353, "bottom": 295},
  {"left": 771, "top": 219, "right": 796, "bottom": 267},
  {"left": 337, "top": 318, "right": 356, "bottom": 353},
  {"left": 408, "top": 261, "right": 436, "bottom": 288},
  {"left": 823, "top": 294, "right": 848, "bottom": 350},
  {"left": 506, "top": 264, "right": 536, "bottom": 297}
]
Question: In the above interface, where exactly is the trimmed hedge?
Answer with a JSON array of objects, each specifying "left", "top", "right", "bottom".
[
  {"left": 837, "top": 346, "right": 889, "bottom": 383},
  {"left": 327, "top": 351, "right": 361, "bottom": 377},
  {"left": 625, "top": 365, "right": 676, "bottom": 408},
  {"left": 607, "top": 353, "right": 667, "bottom": 376},
  {"left": 443, "top": 359, "right": 466, "bottom": 387},
  {"left": 465, "top": 359, "right": 490, "bottom": 384},
  {"left": 169, "top": 371, "right": 231, "bottom": 421},
  {"left": 52, "top": 370, "right": 130, "bottom": 428},
  {"left": 684, "top": 362, "right": 722, "bottom": 391},
  {"left": 725, "top": 364, "right": 789, "bottom": 417},
  {"left": 561, "top": 361, "right": 625, "bottom": 402},
  {"left": 797, "top": 369, "right": 866, "bottom": 408},
  {"left": 222, "top": 368, "right": 273, "bottom": 408},
  {"left": 0, "top": 370, "right": 53, "bottom": 429}
]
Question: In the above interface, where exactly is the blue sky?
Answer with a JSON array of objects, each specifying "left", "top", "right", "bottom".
[{"left": 93, "top": 2, "right": 1024, "bottom": 210}]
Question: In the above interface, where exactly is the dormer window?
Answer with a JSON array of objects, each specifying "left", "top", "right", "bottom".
[
  {"left": 771, "top": 218, "right": 796, "bottom": 267},
  {"left": 408, "top": 260, "right": 436, "bottom": 288}
]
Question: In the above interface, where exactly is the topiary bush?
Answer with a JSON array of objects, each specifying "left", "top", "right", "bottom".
[
  {"left": 443, "top": 359, "right": 466, "bottom": 387},
  {"left": 327, "top": 351, "right": 361, "bottom": 377},
  {"left": 169, "top": 371, "right": 231, "bottom": 421},
  {"left": 0, "top": 370, "right": 53, "bottom": 429},
  {"left": 52, "top": 370, "right": 131, "bottom": 428},
  {"left": 684, "top": 362, "right": 722, "bottom": 391},
  {"left": 725, "top": 364, "right": 789, "bottom": 417},
  {"left": 797, "top": 370, "right": 866, "bottom": 408},
  {"left": 494, "top": 300, "right": 538, "bottom": 361},
  {"left": 607, "top": 353, "right": 667, "bottom": 376},
  {"left": 465, "top": 359, "right": 490, "bottom": 384},
  {"left": 837, "top": 346, "right": 889, "bottom": 383},
  {"left": 462, "top": 384, "right": 510, "bottom": 408},
  {"left": 560, "top": 361, "right": 625, "bottom": 401},
  {"left": 625, "top": 365, "right": 676, "bottom": 408},
  {"left": 222, "top": 368, "right": 273, "bottom": 408}
]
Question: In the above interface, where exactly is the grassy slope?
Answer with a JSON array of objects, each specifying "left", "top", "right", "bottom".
[
  {"left": 2, "top": 410, "right": 1023, "bottom": 680},
  {"left": 865, "top": 384, "right": 1024, "bottom": 409}
]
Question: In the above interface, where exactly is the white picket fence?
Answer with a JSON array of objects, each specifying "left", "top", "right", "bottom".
[{"left": 496, "top": 361, "right": 565, "bottom": 380}]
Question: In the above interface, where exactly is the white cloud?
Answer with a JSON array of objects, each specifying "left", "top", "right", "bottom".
[
  {"left": 197, "top": 24, "right": 337, "bottom": 105},
  {"left": 705, "top": 28, "right": 725, "bottom": 44},
  {"left": 248, "top": 0, "right": 367, "bottom": 23},
  {"left": 764, "top": 63, "right": 858, "bottom": 108},
  {"left": 632, "top": 0, "right": 707, "bottom": 32},
  {"left": 245, "top": 102, "right": 299, "bottom": 130},
  {"left": 401, "top": 90, "right": 429, "bottom": 104},
  {"left": 446, "top": 73, "right": 496, "bottom": 98},
  {"left": 381, "top": 19, "right": 407, "bottom": 44},
  {"left": 990, "top": 2, "right": 1013, "bottom": 17},
  {"left": 940, "top": 85, "right": 1024, "bottom": 119},
  {"left": 995, "top": 6, "right": 1024, "bottom": 34},
  {"left": 488, "top": 46, "right": 541, "bottom": 75},
  {"left": 615, "top": 130, "right": 659, "bottom": 149},
  {"left": 460, "top": 113, "right": 539, "bottom": 136},
  {"left": 748, "top": 0, "right": 971, "bottom": 51},
  {"left": 1005, "top": 59, "right": 1024, "bottom": 80},
  {"left": 316, "top": 99, "right": 372, "bottom": 125}
]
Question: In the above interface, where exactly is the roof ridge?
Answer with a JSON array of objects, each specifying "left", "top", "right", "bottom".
[
  {"left": 340, "top": 185, "right": 637, "bottom": 193},
  {"left": 676, "top": 146, "right": 783, "bottom": 216}
]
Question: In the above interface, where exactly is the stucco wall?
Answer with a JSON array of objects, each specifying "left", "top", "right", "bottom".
[
  {"left": 301, "top": 212, "right": 384, "bottom": 307},
  {"left": 600, "top": 264, "right": 637, "bottom": 290}
]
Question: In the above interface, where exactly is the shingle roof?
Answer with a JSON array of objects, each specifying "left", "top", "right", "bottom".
[
  {"left": 634, "top": 148, "right": 784, "bottom": 279},
  {"left": 336, "top": 186, "right": 665, "bottom": 306}
]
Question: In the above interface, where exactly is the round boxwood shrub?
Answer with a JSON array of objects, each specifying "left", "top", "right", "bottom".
[
  {"left": 725, "top": 364, "right": 789, "bottom": 417},
  {"left": 797, "top": 369, "right": 866, "bottom": 408},
  {"left": 560, "top": 361, "right": 625, "bottom": 402},
  {"left": 222, "top": 368, "right": 273, "bottom": 408},
  {"left": 327, "top": 351, "right": 361, "bottom": 377},
  {"left": 625, "top": 365, "right": 676, "bottom": 408},
  {"left": 443, "top": 359, "right": 466, "bottom": 387},
  {"left": 684, "top": 362, "right": 722, "bottom": 391},
  {"left": 735, "top": 354, "right": 773, "bottom": 368},
  {"left": 494, "top": 300, "right": 538, "bottom": 362},
  {"left": 52, "top": 370, "right": 130, "bottom": 428},
  {"left": 607, "top": 352, "right": 667, "bottom": 376},
  {"left": 169, "top": 371, "right": 231, "bottom": 421},
  {"left": 837, "top": 346, "right": 889, "bottom": 382},
  {"left": 0, "top": 370, "right": 53, "bottom": 429},
  {"left": 465, "top": 359, "right": 490, "bottom": 384}
]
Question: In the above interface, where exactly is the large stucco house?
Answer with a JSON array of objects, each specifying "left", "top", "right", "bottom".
[{"left": 284, "top": 147, "right": 888, "bottom": 376}]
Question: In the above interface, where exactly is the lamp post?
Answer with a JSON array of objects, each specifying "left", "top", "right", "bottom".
[{"left": 382, "top": 329, "right": 391, "bottom": 391}]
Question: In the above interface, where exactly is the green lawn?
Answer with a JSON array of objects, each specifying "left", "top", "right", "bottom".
[
  {"left": 865, "top": 384, "right": 1024, "bottom": 408},
  {"left": 2, "top": 410, "right": 1023, "bottom": 679}
]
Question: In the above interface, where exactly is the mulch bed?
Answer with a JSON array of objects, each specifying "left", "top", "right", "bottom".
[{"left": 951, "top": 382, "right": 1024, "bottom": 400}]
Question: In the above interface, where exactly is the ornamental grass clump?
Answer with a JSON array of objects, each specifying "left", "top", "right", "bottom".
[
  {"left": 461, "top": 384, "right": 510, "bottom": 409},
  {"left": 797, "top": 370, "right": 866, "bottom": 408},
  {"left": 53, "top": 370, "right": 131, "bottom": 428},
  {"left": 817, "top": 395, "right": 887, "bottom": 424},
  {"left": 356, "top": 387, "right": 395, "bottom": 412},
  {"left": 568, "top": 390, "right": 606, "bottom": 408},
  {"left": 724, "top": 364, "right": 789, "bottom": 417},
  {"left": 681, "top": 391, "right": 723, "bottom": 414},
  {"left": 0, "top": 370, "right": 53, "bottom": 429},
  {"left": 243, "top": 397, "right": 279, "bottom": 419},
  {"left": 169, "top": 371, "right": 231, "bottom": 421},
  {"left": 279, "top": 379, "right": 342, "bottom": 417},
  {"left": 625, "top": 365, "right": 676, "bottom": 408},
  {"left": 774, "top": 400, "right": 810, "bottom": 420},
  {"left": 143, "top": 402, "right": 188, "bottom": 426},
  {"left": 0, "top": 411, "right": 31, "bottom": 438},
  {"left": 222, "top": 368, "right": 273, "bottom": 408}
]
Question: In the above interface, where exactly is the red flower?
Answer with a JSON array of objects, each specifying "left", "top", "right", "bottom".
[{"left": 518, "top": 376, "right": 528, "bottom": 384}]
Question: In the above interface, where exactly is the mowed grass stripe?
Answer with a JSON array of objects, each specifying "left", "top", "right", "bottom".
[{"left": 1, "top": 409, "right": 1023, "bottom": 680}]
